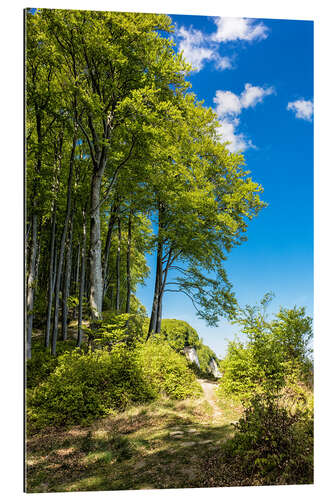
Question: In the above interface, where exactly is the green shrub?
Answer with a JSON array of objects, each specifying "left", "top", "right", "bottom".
[
  {"left": 26, "top": 340, "right": 77, "bottom": 389},
  {"left": 26, "top": 350, "right": 59, "bottom": 389},
  {"left": 27, "top": 346, "right": 155, "bottom": 429},
  {"left": 218, "top": 303, "right": 313, "bottom": 402},
  {"left": 152, "top": 318, "right": 220, "bottom": 378},
  {"left": 83, "top": 312, "right": 146, "bottom": 350},
  {"left": 137, "top": 335, "right": 202, "bottom": 399},
  {"left": 217, "top": 340, "right": 261, "bottom": 401},
  {"left": 159, "top": 319, "right": 200, "bottom": 351},
  {"left": 220, "top": 394, "right": 313, "bottom": 485}
]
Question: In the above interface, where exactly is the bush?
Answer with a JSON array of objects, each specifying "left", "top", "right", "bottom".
[
  {"left": 220, "top": 394, "right": 313, "bottom": 485},
  {"left": 26, "top": 350, "right": 59, "bottom": 389},
  {"left": 83, "top": 312, "right": 146, "bottom": 350},
  {"left": 137, "top": 335, "right": 202, "bottom": 399},
  {"left": 27, "top": 335, "right": 203, "bottom": 430},
  {"left": 27, "top": 346, "right": 155, "bottom": 429},
  {"left": 217, "top": 340, "right": 261, "bottom": 401},
  {"left": 159, "top": 319, "right": 200, "bottom": 351},
  {"left": 152, "top": 318, "right": 220, "bottom": 378},
  {"left": 26, "top": 340, "right": 77, "bottom": 389},
  {"left": 218, "top": 303, "right": 313, "bottom": 402}
]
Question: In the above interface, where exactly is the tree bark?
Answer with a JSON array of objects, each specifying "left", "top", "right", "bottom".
[
  {"left": 156, "top": 268, "right": 163, "bottom": 334},
  {"left": 61, "top": 209, "right": 74, "bottom": 340},
  {"left": 125, "top": 212, "right": 132, "bottom": 314},
  {"left": 77, "top": 208, "right": 87, "bottom": 348},
  {"left": 75, "top": 243, "right": 80, "bottom": 295},
  {"left": 102, "top": 200, "right": 120, "bottom": 301},
  {"left": 26, "top": 211, "right": 38, "bottom": 360},
  {"left": 89, "top": 169, "right": 104, "bottom": 320},
  {"left": 147, "top": 239, "right": 162, "bottom": 339},
  {"left": 115, "top": 217, "right": 121, "bottom": 313},
  {"left": 26, "top": 110, "right": 43, "bottom": 359},
  {"left": 45, "top": 211, "right": 56, "bottom": 348},
  {"left": 51, "top": 131, "right": 76, "bottom": 355},
  {"left": 34, "top": 234, "right": 41, "bottom": 294}
]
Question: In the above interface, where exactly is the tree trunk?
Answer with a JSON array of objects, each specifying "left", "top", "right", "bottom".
[
  {"left": 26, "top": 211, "right": 38, "bottom": 359},
  {"left": 148, "top": 203, "right": 166, "bottom": 339},
  {"left": 72, "top": 242, "right": 80, "bottom": 319},
  {"left": 26, "top": 110, "right": 43, "bottom": 359},
  {"left": 125, "top": 212, "right": 132, "bottom": 314},
  {"left": 77, "top": 208, "right": 87, "bottom": 348},
  {"left": 156, "top": 274, "right": 163, "bottom": 334},
  {"left": 34, "top": 234, "right": 41, "bottom": 294},
  {"left": 155, "top": 245, "right": 163, "bottom": 333},
  {"left": 45, "top": 212, "right": 56, "bottom": 348},
  {"left": 147, "top": 239, "right": 162, "bottom": 339},
  {"left": 51, "top": 131, "right": 76, "bottom": 355},
  {"left": 115, "top": 217, "right": 121, "bottom": 313},
  {"left": 61, "top": 210, "right": 74, "bottom": 340},
  {"left": 75, "top": 242, "right": 80, "bottom": 295},
  {"left": 102, "top": 200, "right": 120, "bottom": 301},
  {"left": 89, "top": 169, "right": 104, "bottom": 320}
]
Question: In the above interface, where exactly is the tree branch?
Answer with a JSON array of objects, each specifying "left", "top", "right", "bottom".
[
  {"left": 97, "top": 136, "right": 136, "bottom": 209},
  {"left": 77, "top": 119, "right": 97, "bottom": 166}
]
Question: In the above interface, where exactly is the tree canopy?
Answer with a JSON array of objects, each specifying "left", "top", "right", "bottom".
[{"left": 26, "top": 8, "right": 265, "bottom": 357}]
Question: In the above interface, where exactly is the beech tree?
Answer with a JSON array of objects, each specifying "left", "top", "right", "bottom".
[
  {"left": 25, "top": 8, "right": 265, "bottom": 356},
  {"left": 146, "top": 96, "right": 265, "bottom": 337}
]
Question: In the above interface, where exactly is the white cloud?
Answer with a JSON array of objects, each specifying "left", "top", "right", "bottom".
[
  {"left": 216, "top": 119, "right": 252, "bottom": 153},
  {"left": 214, "top": 55, "right": 233, "bottom": 70},
  {"left": 241, "top": 83, "right": 275, "bottom": 108},
  {"left": 287, "top": 99, "right": 313, "bottom": 121},
  {"left": 213, "top": 90, "right": 242, "bottom": 117},
  {"left": 213, "top": 17, "right": 269, "bottom": 43},
  {"left": 213, "top": 84, "right": 274, "bottom": 118},
  {"left": 177, "top": 26, "right": 214, "bottom": 71},
  {"left": 213, "top": 83, "right": 274, "bottom": 152},
  {"left": 175, "top": 17, "right": 269, "bottom": 73}
]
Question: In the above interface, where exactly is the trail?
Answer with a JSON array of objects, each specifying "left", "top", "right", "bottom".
[
  {"left": 197, "top": 378, "right": 222, "bottom": 420},
  {"left": 27, "top": 377, "right": 241, "bottom": 492}
]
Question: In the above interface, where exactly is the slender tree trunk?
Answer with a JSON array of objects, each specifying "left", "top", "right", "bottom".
[
  {"left": 115, "top": 217, "right": 121, "bottom": 313},
  {"left": 148, "top": 204, "right": 166, "bottom": 339},
  {"left": 34, "top": 235, "right": 41, "bottom": 294},
  {"left": 89, "top": 169, "right": 104, "bottom": 320},
  {"left": 125, "top": 212, "right": 132, "bottom": 314},
  {"left": 72, "top": 242, "right": 80, "bottom": 319},
  {"left": 26, "top": 110, "right": 43, "bottom": 359},
  {"left": 77, "top": 208, "right": 87, "bottom": 348},
  {"left": 45, "top": 212, "right": 56, "bottom": 348},
  {"left": 51, "top": 131, "right": 76, "bottom": 356},
  {"left": 156, "top": 248, "right": 175, "bottom": 334},
  {"left": 75, "top": 243, "right": 80, "bottom": 295},
  {"left": 102, "top": 200, "right": 120, "bottom": 301},
  {"left": 26, "top": 211, "right": 38, "bottom": 359},
  {"left": 26, "top": 220, "right": 31, "bottom": 242},
  {"left": 85, "top": 263, "right": 90, "bottom": 300},
  {"left": 156, "top": 274, "right": 163, "bottom": 334},
  {"left": 147, "top": 240, "right": 162, "bottom": 339},
  {"left": 61, "top": 210, "right": 74, "bottom": 340}
]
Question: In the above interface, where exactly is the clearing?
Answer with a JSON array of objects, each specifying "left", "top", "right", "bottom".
[{"left": 26, "top": 379, "right": 242, "bottom": 492}]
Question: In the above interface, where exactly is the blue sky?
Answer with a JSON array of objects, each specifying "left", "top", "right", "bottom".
[{"left": 137, "top": 15, "right": 313, "bottom": 358}]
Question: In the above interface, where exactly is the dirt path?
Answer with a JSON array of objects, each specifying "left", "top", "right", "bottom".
[
  {"left": 197, "top": 378, "right": 222, "bottom": 420},
  {"left": 27, "top": 382, "right": 241, "bottom": 492}
]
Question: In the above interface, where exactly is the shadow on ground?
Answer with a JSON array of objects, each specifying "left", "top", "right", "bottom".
[{"left": 26, "top": 397, "right": 240, "bottom": 492}]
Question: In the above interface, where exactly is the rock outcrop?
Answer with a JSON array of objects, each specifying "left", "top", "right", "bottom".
[
  {"left": 208, "top": 357, "right": 222, "bottom": 378},
  {"left": 183, "top": 346, "right": 200, "bottom": 368}
]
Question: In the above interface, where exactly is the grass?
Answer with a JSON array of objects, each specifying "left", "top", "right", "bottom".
[{"left": 26, "top": 391, "right": 242, "bottom": 492}]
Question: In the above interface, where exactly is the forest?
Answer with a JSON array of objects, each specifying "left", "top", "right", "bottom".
[{"left": 25, "top": 9, "right": 313, "bottom": 492}]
